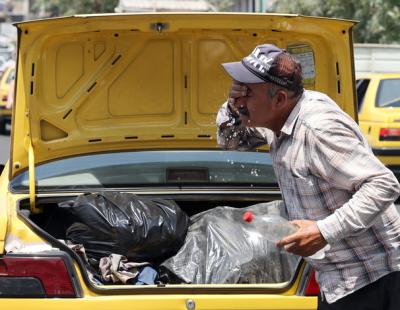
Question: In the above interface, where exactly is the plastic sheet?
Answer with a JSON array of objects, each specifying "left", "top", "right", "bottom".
[
  {"left": 160, "top": 201, "right": 300, "bottom": 284},
  {"left": 60, "top": 192, "right": 189, "bottom": 262}
]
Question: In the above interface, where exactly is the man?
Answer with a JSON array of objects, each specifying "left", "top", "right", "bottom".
[{"left": 216, "top": 43, "right": 400, "bottom": 309}]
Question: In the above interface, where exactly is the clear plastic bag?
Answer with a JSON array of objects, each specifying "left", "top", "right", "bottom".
[{"left": 160, "top": 201, "right": 300, "bottom": 284}]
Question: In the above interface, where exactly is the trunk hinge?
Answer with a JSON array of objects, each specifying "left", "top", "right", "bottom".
[{"left": 28, "top": 141, "right": 40, "bottom": 214}]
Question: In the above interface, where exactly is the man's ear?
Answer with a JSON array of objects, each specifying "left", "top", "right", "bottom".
[{"left": 274, "top": 89, "right": 288, "bottom": 108}]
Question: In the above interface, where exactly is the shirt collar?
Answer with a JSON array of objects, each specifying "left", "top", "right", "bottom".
[{"left": 279, "top": 93, "right": 304, "bottom": 137}]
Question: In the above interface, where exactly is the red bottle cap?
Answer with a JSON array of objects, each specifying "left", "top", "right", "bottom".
[{"left": 243, "top": 211, "right": 254, "bottom": 222}]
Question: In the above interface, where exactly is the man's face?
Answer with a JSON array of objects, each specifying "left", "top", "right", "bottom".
[{"left": 238, "top": 83, "right": 276, "bottom": 128}]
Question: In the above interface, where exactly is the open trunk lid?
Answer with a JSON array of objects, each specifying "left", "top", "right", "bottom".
[{"left": 11, "top": 13, "right": 357, "bottom": 182}]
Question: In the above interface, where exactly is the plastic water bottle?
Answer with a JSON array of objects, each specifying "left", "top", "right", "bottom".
[{"left": 242, "top": 211, "right": 330, "bottom": 259}]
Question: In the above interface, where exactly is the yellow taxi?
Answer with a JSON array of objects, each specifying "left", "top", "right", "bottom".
[
  {"left": 0, "top": 13, "right": 357, "bottom": 309},
  {"left": 357, "top": 73, "right": 400, "bottom": 176},
  {"left": 0, "top": 64, "right": 14, "bottom": 134}
]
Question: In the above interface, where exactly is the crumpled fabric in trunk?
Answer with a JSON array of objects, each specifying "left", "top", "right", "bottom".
[{"left": 99, "top": 254, "right": 151, "bottom": 284}]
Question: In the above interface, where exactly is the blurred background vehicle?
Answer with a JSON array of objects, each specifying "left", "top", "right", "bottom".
[
  {"left": 0, "top": 61, "right": 15, "bottom": 103},
  {"left": 354, "top": 44, "right": 400, "bottom": 179},
  {"left": 0, "top": 60, "right": 14, "bottom": 135},
  {"left": 357, "top": 73, "right": 400, "bottom": 178}
]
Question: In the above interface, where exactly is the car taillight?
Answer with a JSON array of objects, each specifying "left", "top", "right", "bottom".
[
  {"left": 304, "top": 269, "right": 320, "bottom": 296},
  {"left": 0, "top": 256, "right": 77, "bottom": 298},
  {"left": 379, "top": 128, "right": 400, "bottom": 141}
]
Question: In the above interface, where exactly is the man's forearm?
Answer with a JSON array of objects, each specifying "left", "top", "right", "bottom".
[{"left": 317, "top": 171, "right": 400, "bottom": 243}]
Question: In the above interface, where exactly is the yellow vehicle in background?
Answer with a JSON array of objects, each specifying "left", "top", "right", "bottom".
[
  {"left": 357, "top": 73, "right": 400, "bottom": 177},
  {"left": 0, "top": 64, "right": 15, "bottom": 135}
]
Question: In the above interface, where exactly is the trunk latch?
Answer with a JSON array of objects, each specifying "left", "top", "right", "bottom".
[{"left": 150, "top": 22, "right": 169, "bottom": 33}]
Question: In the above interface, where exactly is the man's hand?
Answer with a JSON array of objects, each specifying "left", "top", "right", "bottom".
[
  {"left": 276, "top": 220, "right": 328, "bottom": 257},
  {"left": 227, "top": 81, "right": 247, "bottom": 113},
  {"left": 218, "top": 80, "right": 248, "bottom": 130}
]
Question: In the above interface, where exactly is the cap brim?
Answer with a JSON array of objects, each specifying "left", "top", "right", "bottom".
[{"left": 222, "top": 61, "right": 265, "bottom": 83}]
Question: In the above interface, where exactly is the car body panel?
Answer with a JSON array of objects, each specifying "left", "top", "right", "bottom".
[
  {"left": 357, "top": 73, "right": 400, "bottom": 165},
  {"left": 10, "top": 13, "right": 356, "bottom": 180}
]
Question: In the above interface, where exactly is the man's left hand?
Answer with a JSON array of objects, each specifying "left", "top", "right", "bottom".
[{"left": 276, "top": 220, "right": 327, "bottom": 257}]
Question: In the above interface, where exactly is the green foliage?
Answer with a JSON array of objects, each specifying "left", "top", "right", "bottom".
[
  {"left": 269, "top": 0, "right": 400, "bottom": 44},
  {"left": 32, "top": 0, "right": 119, "bottom": 16}
]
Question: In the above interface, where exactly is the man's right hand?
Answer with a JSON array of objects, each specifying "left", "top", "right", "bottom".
[
  {"left": 219, "top": 80, "right": 249, "bottom": 130},
  {"left": 216, "top": 80, "right": 269, "bottom": 151},
  {"left": 227, "top": 81, "right": 248, "bottom": 116}
]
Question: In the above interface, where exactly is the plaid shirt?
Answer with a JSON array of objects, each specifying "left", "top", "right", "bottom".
[{"left": 217, "top": 90, "right": 400, "bottom": 303}]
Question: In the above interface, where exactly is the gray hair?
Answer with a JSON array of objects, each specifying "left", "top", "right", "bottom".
[
  {"left": 267, "top": 83, "right": 303, "bottom": 100},
  {"left": 267, "top": 84, "right": 284, "bottom": 98}
]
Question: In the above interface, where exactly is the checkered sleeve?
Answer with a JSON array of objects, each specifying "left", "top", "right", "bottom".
[{"left": 307, "top": 115, "right": 400, "bottom": 244}]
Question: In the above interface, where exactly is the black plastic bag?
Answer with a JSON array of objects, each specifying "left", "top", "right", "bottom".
[
  {"left": 60, "top": 192, "right": 189, "bottom": 262},
  {"left": 160, "top": 201, "right": 300, "bottom": 284}
]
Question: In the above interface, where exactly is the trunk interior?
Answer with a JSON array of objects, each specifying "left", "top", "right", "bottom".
[
  {"left": 17, "top": 191, "right": 303, "bottom": 292},
  {"left": 23, "top": 193, "right": 280, "bottom": 238}
]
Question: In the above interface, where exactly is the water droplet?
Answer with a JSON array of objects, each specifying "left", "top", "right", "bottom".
[{"left": 250, "top": 169, "right": 260, "bottom": 177}]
